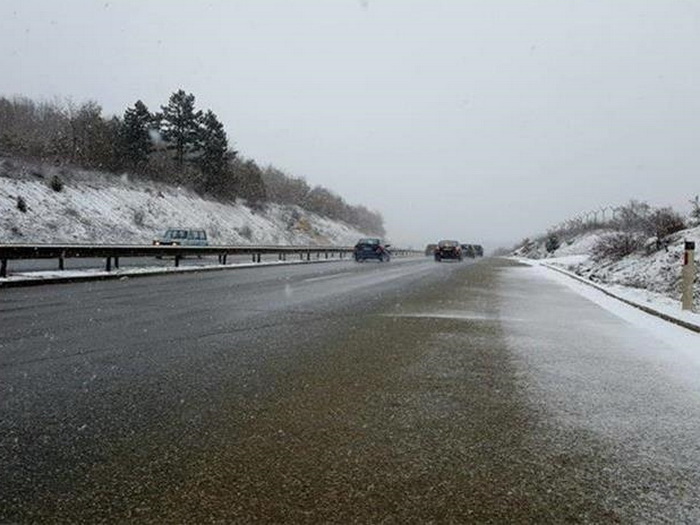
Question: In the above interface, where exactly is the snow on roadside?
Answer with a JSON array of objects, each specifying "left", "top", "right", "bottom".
[
  {"left": 515, "top": 257, "right": 700, "bottom": 332},
  {"left": 514, "top": 225, "right": 700, "bottom": 310},
  {"left": 524, "top": 262, "right": 700, "bottom": 352},
  {"left": 0, "top": 158, "right": 372, "bottom": 246}
]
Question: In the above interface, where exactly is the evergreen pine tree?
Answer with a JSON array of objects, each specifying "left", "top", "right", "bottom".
[
  {"left": 120, "top": 100, "right": 153, "bottom": 171},
  {"left": 198, "top": 110, "right": 232, "bottom": 194},
  {"left": 159, "top": 90, "right": 202, "bottom": 168}
]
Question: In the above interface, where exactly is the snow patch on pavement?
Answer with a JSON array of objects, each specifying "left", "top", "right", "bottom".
[{"left": 528, "top": 263, "right": 700, "bottom": 358}]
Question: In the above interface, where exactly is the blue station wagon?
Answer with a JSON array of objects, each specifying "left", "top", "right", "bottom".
[{"left": 153, "top": 228, "right": 209, "bottom": 246}]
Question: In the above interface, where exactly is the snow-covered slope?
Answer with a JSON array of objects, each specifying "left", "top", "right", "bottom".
[
  {"left": 515, "top": 226, "right": 700, "bottom": 304},
  {"left": 0, "top": 158, "right": 371, "bottom": 246}
]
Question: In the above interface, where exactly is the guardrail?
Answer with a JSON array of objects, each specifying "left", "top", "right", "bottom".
[{"left": 0, "top": 244, "right": 422, "bottom": 278}]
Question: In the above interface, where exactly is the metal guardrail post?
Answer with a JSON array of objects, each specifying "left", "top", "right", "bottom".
[
  {"left": 114, "top": 257, "right": 119, "bottom": 269},
  {"left": 59, "top": 251, "right": 65, "bottom": 271},
  {"left": 1, "top": 259, "right": 7, "bottom": 278},
  {"left": 256, "top": 253, "right": 261, "bottom": 263},
  {"left": 105, "top": 257, "right": 111, "bottom": 272},
  {"left": 174, "top": 254, "right": 181, "bottom": 268}
]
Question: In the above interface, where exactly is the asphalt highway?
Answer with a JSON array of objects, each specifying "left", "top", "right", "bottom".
[{"left": 2, "top": 258, "right": 700, "bottom": 522}]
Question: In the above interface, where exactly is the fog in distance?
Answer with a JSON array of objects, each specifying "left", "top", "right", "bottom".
[{"left": 1, "top": 0, "right": 698, "bottom": 249}]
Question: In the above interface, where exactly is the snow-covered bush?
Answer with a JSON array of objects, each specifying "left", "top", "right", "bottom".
[
  {"left": 545, "top": 234, "right": 560, "bottom": 253},
  {"left": 591, "top": 232, "right": 645, "bottom": 262}
]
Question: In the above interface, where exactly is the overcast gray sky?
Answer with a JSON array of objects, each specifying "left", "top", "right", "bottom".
[{"left": 1, "top": 0, "right": 699, "bottom": 248}]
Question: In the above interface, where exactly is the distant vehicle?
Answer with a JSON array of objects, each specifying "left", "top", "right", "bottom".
[
  {"left": 435, "top": 240, "right": 462, "bottom": 262},
  {"left": 354, "top": 238, "right": 391, "bottom": 262},
  {"left": 425, "top": 244, "right": 437, "bottom": 256},
  {"left": 153, "top": 228, "right": 209, "bottom": 246},
  {"left": 460, "top": 243, "right": 484, "bottom": 258},
  {"left": 461, "top": 244, "right": 476, "bottom": 258}
]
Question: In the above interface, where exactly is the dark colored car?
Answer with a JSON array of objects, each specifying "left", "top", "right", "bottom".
[
  {"left": 435, "top": 240, "right": 462, "bottom": 261},
  {"left": 461, "top": 244, "right": 476, "bottom": 258},
  {"left": 354, "top": 238, "right": 391, "bottom": 262}
]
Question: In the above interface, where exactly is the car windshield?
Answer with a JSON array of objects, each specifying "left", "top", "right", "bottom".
[{"left": 358, "top": 238, "right": 380, "bottom": 245}]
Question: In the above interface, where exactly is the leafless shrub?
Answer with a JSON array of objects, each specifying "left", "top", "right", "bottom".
[
  {"left": 16, "top": 196, "right": 27, "bottom": 212},
  {"left": 133, "top": 209, "right": 145, "bottom": 227},
  {"left": 648, "top": 207, "right": 686, "bottom": 239},
  {"left": 545, "top": 234, "right": 560, "bottom": 253},
  {"left": 238, "top": 225, "right": 253, "bottom": 240},
  {"left": 49, "top": 175, "right": 64, "bottom": 192},
  {"left": 591, "top": 232, "right": 645, "bottom": 262}
]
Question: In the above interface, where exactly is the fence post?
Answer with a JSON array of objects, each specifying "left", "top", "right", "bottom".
[
  {"left": 174, "top": 254, "right": 180, "bottom": 268},
  {"left": 0, "top": 259, "right": 7, "bottom": 278},
  {"left": 59, "top": 251, "right": 65, "bottom": 271},
  {"left": 682, "top": 241, "right": 696, "bottom": 311},
  {"left": 105, "top": 257, "right": 112, "bottom": 272},
  {"left": 114, "top": 256, "right": 119, "bottom": 269}
]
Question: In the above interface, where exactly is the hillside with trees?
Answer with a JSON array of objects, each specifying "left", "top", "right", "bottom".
[{"left": 0, "top": 91, "right": 385, "bottom": 236}]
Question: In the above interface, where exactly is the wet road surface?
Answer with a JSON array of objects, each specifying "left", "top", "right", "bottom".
[{"left": 2, "top": 258, "right": 700, "bottom": 522}]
